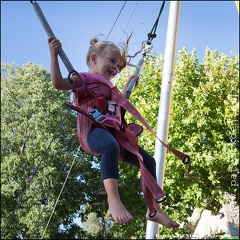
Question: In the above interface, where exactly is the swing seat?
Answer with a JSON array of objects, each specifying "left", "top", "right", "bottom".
[{"left": 127, "top": 123, "right": 143, "bottom": 137}]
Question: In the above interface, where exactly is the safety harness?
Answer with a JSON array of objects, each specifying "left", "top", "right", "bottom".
[
  {"left": 66, "top": 73, "right": 190, "bottom": 163},
  {"left": 65, "top": 72, "right": 190, "bottom": 216}
]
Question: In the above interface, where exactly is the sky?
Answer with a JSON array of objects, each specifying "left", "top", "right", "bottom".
[{"left": 1, "top": 1, "right": 239, "bottom": 78}]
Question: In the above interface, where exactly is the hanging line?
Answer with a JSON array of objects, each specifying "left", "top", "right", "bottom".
[
  {"left": 41, "top": 146, "right": 81, "bottom": 239},
  {"left": 125, "top": 0, "right": 166, "bottom": 100},
  {"left": 106, "top": 1, "right": 127, "bottom": 40},
  {"left": 148, "top": 0, "right": 166, "bottom": 42},
  {"left": 30, "top": 135, "right": 78, "bottom": 239},
  {"left": 1, "top": 109, "right": 71, "bottom": 237},
  {"left": 120, "top": 1, "right": 140, "bottom": 42}
]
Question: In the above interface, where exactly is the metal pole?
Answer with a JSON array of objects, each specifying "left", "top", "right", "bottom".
[
  {"left": 145, "top": 1, "right": 180, "bottom": 239},
  {"left": 125, "top": 58, "right": 144, "bottom": 99},
  {"left": 31, "top": 1, "right": 75, "bottom": 73}
]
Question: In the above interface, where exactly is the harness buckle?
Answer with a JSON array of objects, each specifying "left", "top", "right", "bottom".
[{"left": 89, "top": 109, "right": 107, "bottom": 124}]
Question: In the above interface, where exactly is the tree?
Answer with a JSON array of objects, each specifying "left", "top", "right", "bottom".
[
  {"left": 167, "top": 48, "right": 239, "bottom": 236},
  {"left": 1, "top": 63, "right": 102, "bottom": 239},
  {"left": 115, "top": 47, "right": 239, "bottom": 238}
]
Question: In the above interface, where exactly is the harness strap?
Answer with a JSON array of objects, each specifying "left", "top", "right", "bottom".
[
  {"left": 65, "top": 103, "right": 108, "bottom": 129},
  {"left": 111, "top": 86, "right": 190, "bottom": 164},
  {"left": 66, "top": 82, "right": 190, "bottom": 212},
  {"left": 68, "top": 83, "right": 190, "bottom": 164},
  {"left": 66, "top": 101, "right": 169, "bottom": 210},
  {"left": 114, "top": 127, "right": 168, "bottom": 203}
]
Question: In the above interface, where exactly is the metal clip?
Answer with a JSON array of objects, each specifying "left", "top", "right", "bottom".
[{"left": 89, "top": 109, "right": 107, "bottom": 124}]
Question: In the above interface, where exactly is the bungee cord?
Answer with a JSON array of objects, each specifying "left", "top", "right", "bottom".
[
  {"left": 125, "top": 0, "right": 166, "bottom": 99},
  {"left": 30, "top": 0, "right": 74, "bottom": 75}
]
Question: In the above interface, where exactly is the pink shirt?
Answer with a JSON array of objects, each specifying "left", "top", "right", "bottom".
[
  {"left": 72, "top": 72, "right": 122, "bottom": 156},
  {"left": 73, "top": 72, "right": 122, "bottom": 129}
]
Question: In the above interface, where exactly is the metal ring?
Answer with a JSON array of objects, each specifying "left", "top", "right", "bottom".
[
  {"left": 182, "top": 155, "right": 191, "bottom": 164},
  {"left": 156, "top": 193, "right": 168, "bottom": 203}
]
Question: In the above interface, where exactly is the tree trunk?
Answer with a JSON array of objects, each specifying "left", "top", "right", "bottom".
[{"left": 186, "top": 208, "right": 204, "bottom": 235}]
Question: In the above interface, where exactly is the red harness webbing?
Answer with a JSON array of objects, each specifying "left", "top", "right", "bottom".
[
  {"left": 65, "top": 102, "right": 168, "bottom": 212},
  {"left": 66, "top": 81, "right": 190, "bottom": 212},
  {"left": 110, "top": 86, "right": 190, "bottom": 163}
]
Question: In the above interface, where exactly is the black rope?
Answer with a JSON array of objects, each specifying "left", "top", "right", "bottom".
[{"left": 148, "top": 0, "right": 166, "bottom": 41}]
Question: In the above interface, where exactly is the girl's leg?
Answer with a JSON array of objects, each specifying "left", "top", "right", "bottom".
[
  {"left": 123, "top": 147, "right": 179, "bottom": 228},
  {"left": 88, "top": 127, "right": 133, "bottom": 224},
  {"left": 122, "top": 146, "right": 156, "bottom": 178},
  {"left": 103, "top": 178, "right": 133, "bottom": 224}
]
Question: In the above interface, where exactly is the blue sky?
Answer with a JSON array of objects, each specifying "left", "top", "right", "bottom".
[{"left": 1, "top": 1, "right": 239, "bottom": 77}]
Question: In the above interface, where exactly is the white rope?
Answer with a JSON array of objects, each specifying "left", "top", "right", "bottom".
[
  {"left": 30, "top": 135, "right": 78, "bottom": 238},
  {"left": 41, "top": 146, "right": 81, "bottom": 239},
  {"left": 106, "top": 1, "right": 127, "bottom": 40},
  {"left": 120, "top": 1, "right": 140, "bottom": 42}
]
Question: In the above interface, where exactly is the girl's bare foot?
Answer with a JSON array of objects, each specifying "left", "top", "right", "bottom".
[
  {"left": 103, "top": 178, "right": 133, "bottom": 225},
  {"left": 146, "top": 208, "right": 180, "bottom": 228},
  {"left": 108, "top": 198, "right": 133, "bottom": 224}
]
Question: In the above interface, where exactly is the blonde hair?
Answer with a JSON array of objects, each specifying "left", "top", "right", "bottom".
[{"left": 86, "top": 33, "right": 133, "bottom": 72}]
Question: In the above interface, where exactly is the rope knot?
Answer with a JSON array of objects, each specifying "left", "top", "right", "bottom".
[{"left": 148, "top": 33, "right": 157, "bottom": 40}]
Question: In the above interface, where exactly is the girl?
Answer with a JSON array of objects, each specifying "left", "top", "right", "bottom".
[{"left": 48, "top": 36, "right": 179, "bottom": 228}]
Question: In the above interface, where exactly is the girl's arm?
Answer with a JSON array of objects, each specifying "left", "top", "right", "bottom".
[{"left": 48, "top": 37, "right": 76, "bottom": 90}]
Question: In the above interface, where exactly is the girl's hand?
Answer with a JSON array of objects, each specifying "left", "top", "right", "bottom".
[
  {"left": 127, "top": 75, "right": 139, "bottom": 87},
  {"left": 122, "top": 75, "right": 140, "bottom": 97},
  {"left": 48, "top": 37, "right": 62, "bottom": 57}
]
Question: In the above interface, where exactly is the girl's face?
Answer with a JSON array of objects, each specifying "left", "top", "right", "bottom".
[{"left": 90, "top": 46, "right": 123, "bottom": 80}]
